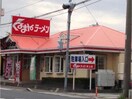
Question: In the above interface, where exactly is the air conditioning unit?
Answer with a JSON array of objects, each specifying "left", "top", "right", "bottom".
[
  {"left": 129, "top": 90, "right": 132, "bottom": 99},
  {"left": 96, "top": 69, "right": 115, "bottom": 87}
]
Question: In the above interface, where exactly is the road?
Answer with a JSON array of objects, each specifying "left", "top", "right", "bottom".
[{"left": 0, "top": 86, "right": 88, "bottom": 99}]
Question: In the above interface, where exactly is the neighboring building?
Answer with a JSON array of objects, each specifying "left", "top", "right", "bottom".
[
  {"left": 0, "top": 52, "right": 2, "bottom": 76},
  {"left": 0, "top": 40, "right": 1, "bottom": 75},
  {"left": 0, "top": 37, "right": 3, "bottom": 76},
  {"left": 0, "top": 25, "right": 126, "bottom": 89}
]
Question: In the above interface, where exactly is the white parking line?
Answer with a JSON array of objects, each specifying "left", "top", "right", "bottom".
[
  {"left": 38, "top": 92, "right": 87, "bottom": 98},
  {"left": 0, "top": 87, "right": 12, "bottom": 90}
]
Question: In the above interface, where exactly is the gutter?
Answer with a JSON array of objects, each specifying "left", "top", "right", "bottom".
[{"left": 1, "top": 46, "right": 124, "bottom": 55}]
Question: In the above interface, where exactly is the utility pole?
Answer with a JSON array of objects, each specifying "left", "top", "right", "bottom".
[
  {"left": 63, "top": 0, "right": 75, "bottom": 91},
  {"left": 0, "top": 0, "right": 2, "bottom": 24},
  {"left": 62, "top": 0, "right": 91, "bottom": 91},
  {"left": 0, "top": 0, "right": 2, "bottom": 76},
  {"left": 123, "top": 0, "right": 131, "bottom": 98}
]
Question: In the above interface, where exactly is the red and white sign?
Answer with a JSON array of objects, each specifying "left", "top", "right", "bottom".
[
  {"left": 70, "top": 54, "right": 96, "bottom": 70},
  {"left": 4, "top": 57, "right": 12, "bottom": 79},
  {"left": 12, "top": 16, "right": 50, "bottom": 37}
]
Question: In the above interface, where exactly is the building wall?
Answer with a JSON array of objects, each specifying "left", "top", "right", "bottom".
[
  {"left": 106, "top": 53, "right": 119, "bottom": 79},
  {"left": 40, "top": 55, "right": 89, "bottom": 79},
  {"left": 1, "top": 52, "right": 122, "bottom": 82},
  {"left": 117, "top": 53, "right": 124, "bottom": 80},
  {"left": 117, "top": 53, "right": 132, "bottom": 80},
  {"left": 40, "top": 52, "right": 121, "bottom": 80},
  {"left": 0, "top": 55, "right": 1, "bottom": 75}
]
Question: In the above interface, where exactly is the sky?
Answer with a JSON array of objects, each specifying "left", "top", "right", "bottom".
[{"left": 0, "top": 0, "right": 126, "bottom": 38}]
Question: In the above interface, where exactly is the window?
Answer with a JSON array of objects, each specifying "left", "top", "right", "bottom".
[
  {"left": 23, "top": 55, "right": 31, "bottom": 69},
  {"left": 96, "top": 55, "right": 106, "bottom": 69},
  {"left": 40, "top": 56, "right": 44, "bottom": 72},
  {"left": 45, "top": 56, "right": 53, "bottom": 72},
  {"left": 68, "top": 68, "right": 73, "bottom": 74},
  {"left": 55, "top": 56, "right": 64, "bottom": 73},
  {"left": 93, "top": 55, "right": 106, "bottom": 72}
]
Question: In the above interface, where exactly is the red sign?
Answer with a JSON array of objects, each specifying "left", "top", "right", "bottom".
[
  {"left": 70, "top": 63, "right": 96, "bottom": 69},
  {"left": 70, "top": 54, "right": 96, "bottom": 70},
  {"left": 12, "top": 16, "right": 50, "bottom": 37}
]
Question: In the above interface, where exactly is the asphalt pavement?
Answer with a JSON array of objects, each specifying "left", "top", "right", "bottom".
[
  {"left": 0, "top": 85, "right": 120, "bottom": 99},
  {"left": 0, "top": 77, "right": 121, "bottom": 99}
]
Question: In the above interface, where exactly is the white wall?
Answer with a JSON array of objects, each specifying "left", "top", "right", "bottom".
[{"left": 118, "top": 63, "right": 132, "bottom": 80}]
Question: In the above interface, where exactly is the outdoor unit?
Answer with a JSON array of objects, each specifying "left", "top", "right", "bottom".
[
  {"left": 96, "top": 69, "right": 115, "bottom": 87},
  {"left": 129, "top": 89, "right": 132, "bottom": 99}
]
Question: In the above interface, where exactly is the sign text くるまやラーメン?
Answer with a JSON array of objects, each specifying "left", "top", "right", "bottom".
[{"left": 12, "top": 16, "right": 50, "bottom": 37}]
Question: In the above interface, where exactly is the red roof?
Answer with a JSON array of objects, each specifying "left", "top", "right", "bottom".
[{"left": 9, "top": 25, "right": 125, "bottom": 52}]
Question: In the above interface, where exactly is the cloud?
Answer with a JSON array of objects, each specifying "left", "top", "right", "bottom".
[
  {"left": 26, "top": 1, "right": 61, "bottom": 16},
  {"left": 0, "top": 0, "right": 126, "bottom": 37}
]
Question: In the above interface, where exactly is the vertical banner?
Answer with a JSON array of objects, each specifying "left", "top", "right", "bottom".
[
  {"left": 30, "top": 56, "right": 36, "bottom": 80},
  {"left": 15, "top": 61, "right": 21, "bottom": 83},
  {"left": 4, "top": 57, "right": 12, "bottom": 79}
]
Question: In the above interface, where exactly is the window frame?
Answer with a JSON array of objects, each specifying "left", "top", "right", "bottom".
[
  {"left": 23, "top": 55, "right": 32, "bottom": 69},
  {"left": 54, "top": 56, "right": 64, "bottom": 73},
  {"left": 93, "top": 55, "right": 107, "bottom": 72},
  {"left": 40, "top": 56, "right": 44, "bottom": 72},
  {"left": 44, "top": 56, "right": 53, "bottom": 73},
  {"left": 96, "top": 55, "right": 107, "bottom": 69}
]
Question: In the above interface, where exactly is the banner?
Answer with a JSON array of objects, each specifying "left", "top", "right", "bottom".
[
  {"left": 4, "top": 57, "right": 12, "bottom": 79},
  {"left": 15, "top": 61, "right": 21, "bottom": 83},
  {"left": 30, "top": 56, "right": 36, "bottom": 80}
]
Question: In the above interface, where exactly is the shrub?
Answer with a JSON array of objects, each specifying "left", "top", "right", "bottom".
[{"left": 118, "top": 94, "right": 125, "bottom": 99}]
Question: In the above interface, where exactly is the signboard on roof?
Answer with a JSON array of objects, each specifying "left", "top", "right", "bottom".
[
  {"left": 70, "top": 54, "right": 96, "bottom": 70},
  {"left": 12, "top": 16, "right": 50, "bottom": 37}
]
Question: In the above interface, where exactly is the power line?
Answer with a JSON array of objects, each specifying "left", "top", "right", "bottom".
[
  {"left": 35, "top": 8, "right": 64, "bottom": 18},
  {"left": 44, "top": 0, "right": 101, "bottom": 19},
  {"left": 0, "top": 21, "right": 12, "bottom": 26},
  {"left": 0, "top": 23, "right": 11, "bottom": 28},
  {"left": 76, "top": 0, "right": 101, "bottom": 11},
  {"left": 83, "top": 3, "right": 98, "bottom": 24},
  {"left": 0, "top": 8, "right": 64, "bottom": 26},
  {"left": 5, "top": 0, "right": 45, "bottom": 14},
  {"left": 0, "top": 0, "right": 101, "bottom": 26}
]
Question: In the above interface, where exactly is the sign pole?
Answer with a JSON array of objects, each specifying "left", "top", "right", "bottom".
[
  {"left": 70, "top": 54, "right": 96, "bottom": 91},
  {"left": 72, "top": 65, "right": 76, "bottom": 91},
  {"left": 0, "top": 0, "right": 2, "bottom": 24},
  {"left": 89, "top": 70, "right": 92, "bottom": 90}
]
